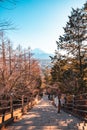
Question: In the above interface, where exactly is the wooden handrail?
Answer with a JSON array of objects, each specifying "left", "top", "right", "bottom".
[
  {"left": 0, "top": 95, "right": 38, "bottom": 128},
  {"left": 63, "top": 93, "right": 87, "bottom": 121}
]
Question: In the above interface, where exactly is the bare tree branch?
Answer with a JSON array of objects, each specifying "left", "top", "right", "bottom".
[{"left": 0, "top": 20, "right": 16, "bottom": 31}]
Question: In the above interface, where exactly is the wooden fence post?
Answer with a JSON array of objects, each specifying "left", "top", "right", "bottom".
[
  {"left": 22, "top": 95, "right": 24, "bottom": 114},
  {"left": 31, "top": 96, "right": 33, "bottom": 108},
  {"left": 10, "top": 95, "right": 13, "bottom": 118},
  {"left": 27, "top": 97, "right": 29, "bottom": 110},
  {"left": 2, "top": 110, "right": 5, "bottom": 123},
  {"left": 72, "top": 95, "right": 75, "bottom": 112}
]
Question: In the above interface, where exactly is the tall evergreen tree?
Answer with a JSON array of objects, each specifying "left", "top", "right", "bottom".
[
  {"left": 51, "top": 3, "right": 87, "bottom": 94},
  {"left": 58, "top": 8, "right": 87, "bottom": 77}
]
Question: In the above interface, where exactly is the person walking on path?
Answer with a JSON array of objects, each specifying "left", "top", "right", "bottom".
[{"left": 57, "top": 89, "right": 61, "bottom": 113}]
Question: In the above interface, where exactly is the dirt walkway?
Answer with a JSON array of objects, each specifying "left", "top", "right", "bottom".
[{"left": 6, "top": 95, "right": 87, "bottom": 130}]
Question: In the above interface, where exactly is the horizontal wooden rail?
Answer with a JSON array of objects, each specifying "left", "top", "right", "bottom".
[
  {"left": 62, "top": 93, "right": 87, "bottom": 121},
  {"left": 0, "top": 95, "right": 40, "bottom": 129},
  {"left": 74, "top": 109, "right": 87, "bottom": 113}
]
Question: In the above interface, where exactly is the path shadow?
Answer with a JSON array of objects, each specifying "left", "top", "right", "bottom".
[{"left": 6, "top": 97, "right": 84, "bottom": 130}]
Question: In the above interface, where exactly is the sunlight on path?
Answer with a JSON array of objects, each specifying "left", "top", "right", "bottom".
[{"left": 5, "top": 95, "right": 87, "bottom": 130}]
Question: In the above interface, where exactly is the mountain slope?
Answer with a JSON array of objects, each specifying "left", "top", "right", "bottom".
[{"left": 32, "top": 48, "right": 53, "bottom": 59}]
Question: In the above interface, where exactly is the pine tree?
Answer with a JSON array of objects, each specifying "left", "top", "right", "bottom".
[{"left": 54, "top": 5, "right": 87, "bottom": 93}]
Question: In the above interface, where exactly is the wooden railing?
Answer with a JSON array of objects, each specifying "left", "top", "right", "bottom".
[
  {"left": 0, "top": 95, "right": 39, "bottom": 128},
  {"left": 62, "top": 93, "right": 87, "bottom": 121}
]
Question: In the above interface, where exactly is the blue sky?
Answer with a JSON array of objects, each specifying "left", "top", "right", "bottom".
[{"left": 0, "top": 0, "right": 86, "bottom": 53}]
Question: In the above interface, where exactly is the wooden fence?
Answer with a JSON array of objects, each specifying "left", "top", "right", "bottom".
[
  {"left": 62, "top": 93, "right": 87, "bottom": 121},
  {"left": 0, "top": 95, "right": 39, "bottom": 129}
]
